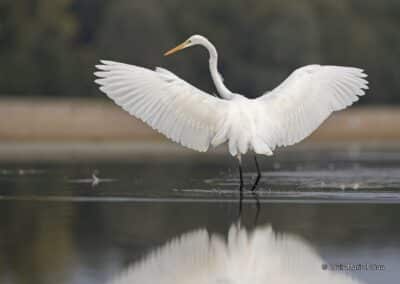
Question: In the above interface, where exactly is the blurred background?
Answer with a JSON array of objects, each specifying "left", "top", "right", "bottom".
[{"left": 0, "top": 0, "right": 400, "bottom": 154}]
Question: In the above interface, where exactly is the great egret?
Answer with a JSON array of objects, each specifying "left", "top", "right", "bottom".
[{"left": 94, "top": 34, "right": 369, "bottom": 192}]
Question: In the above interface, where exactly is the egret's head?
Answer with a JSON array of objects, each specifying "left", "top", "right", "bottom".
[{"left": 164, "top": 35, "right": 208, "bottom": 56}]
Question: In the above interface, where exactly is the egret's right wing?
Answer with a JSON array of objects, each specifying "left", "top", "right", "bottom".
[{"left": 95, "top": 60, "right": 228, "bottom": 152}]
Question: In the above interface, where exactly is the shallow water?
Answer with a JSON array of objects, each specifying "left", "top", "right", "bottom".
[{"left": 0, "top": 146, "right": 399, "bottom": 283}]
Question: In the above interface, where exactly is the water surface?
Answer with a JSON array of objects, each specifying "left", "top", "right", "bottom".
[{"left": 0, "top": 146, "right": 399, "bottom": 283}]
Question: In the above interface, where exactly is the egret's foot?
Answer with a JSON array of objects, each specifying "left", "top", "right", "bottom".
[
  {"left": 238, "top": 178, "right": 244, "bottom": 217},
  {"left": 251, "top": 155, "right": 262, "bottom": 192},
  {"left": 238, "top": 156, "right": 244, "bottom": 216},
  {"left": 250, "top": 174, "right": 261, "bottom": 192}
]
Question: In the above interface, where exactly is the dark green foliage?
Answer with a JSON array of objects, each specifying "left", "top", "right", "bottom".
[{"left": 0, "top": 0, "right": 399, "bottom": 103}]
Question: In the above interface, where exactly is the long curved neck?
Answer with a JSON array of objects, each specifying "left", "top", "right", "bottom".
[{"left": 204, "top": 41, "right": 233, "bottom": 100}]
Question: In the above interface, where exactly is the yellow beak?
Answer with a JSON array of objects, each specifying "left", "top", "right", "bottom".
[{"left": 164, "top": 41, "right": 189, "bottom": 56}]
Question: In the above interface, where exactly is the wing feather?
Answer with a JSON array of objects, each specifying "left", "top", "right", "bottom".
[
  {"left": 256, "top": 65, "right": 369, "bottom": 150},
  {"left": 94, "top": 60, "right": 228, "bottom": 152}
]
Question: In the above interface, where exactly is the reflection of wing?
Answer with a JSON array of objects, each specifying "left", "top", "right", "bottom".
[
  {"left": 95, "top": 61, "right": 228, "bottom": 152},
  {"left": 109, "top": 224, "right": 364, "bottom": 284},
  {"left": 256, "top": 65, "right": 368, "bottom": 150},
  {"left": 109, "top": 229, "right": 228, "bottom": 284}
]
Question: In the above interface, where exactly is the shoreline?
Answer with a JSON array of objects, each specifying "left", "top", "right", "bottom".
[
  {"left": 0, "top": 141, "right": 399, "bottom": 162},
  {"left": 1, "top": 97, "right": 399, "bottom": 161}
]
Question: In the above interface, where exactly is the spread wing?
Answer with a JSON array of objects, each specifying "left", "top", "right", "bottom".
[
  {"left": 94, "top": 60, "right": 228, "bottom": 152},
  {"left": 255, "top": 65, "right": 369, "bottom": 150}
]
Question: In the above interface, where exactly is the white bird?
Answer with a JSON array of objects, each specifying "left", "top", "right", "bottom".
[
  {"left": 94, "top": 34, "right": 369, "bottom": 192},
  {"left": 108, "top": 223, "right": 363, "bottom": 284}
]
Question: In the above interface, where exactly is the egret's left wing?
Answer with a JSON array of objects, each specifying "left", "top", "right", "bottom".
[
  {"left": 255, "top": 65, "right": 369, "bottom": 150},
  {"left": 95, "top": 60, "right": 228, "bottom": 152}
]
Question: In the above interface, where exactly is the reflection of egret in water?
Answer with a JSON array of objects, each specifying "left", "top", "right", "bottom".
[{"left": 109, "top": 224, "right": 362, "bottom": 284}]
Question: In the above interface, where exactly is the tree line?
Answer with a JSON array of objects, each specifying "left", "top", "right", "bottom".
[{"left": 0, "top": 0, "right": 399, "bottom": 104}]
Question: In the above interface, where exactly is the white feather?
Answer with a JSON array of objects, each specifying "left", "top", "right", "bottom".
[
  {"left": 94, "top": 60, "right": 228, "bottom": 152},
  {"left": 255, "top": 65, "right": 369, "bottom": 151},
  {"left": 94, "top": 51, "right": 368, "bottom": 157}
]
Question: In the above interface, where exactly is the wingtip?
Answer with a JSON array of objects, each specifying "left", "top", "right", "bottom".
[
  {"left": 94, "top": 78, "right": 103, "bottom": 85},
  {"left": 358, "top": 68, "right": 368, "bottom": 78},
  {"left": 100, "top": 59, "right": 116, "bottom": 65},
  {"left": 93, "top": 71, "right": 105, "bottom": 78}
]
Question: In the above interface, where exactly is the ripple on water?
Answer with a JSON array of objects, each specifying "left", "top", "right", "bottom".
[{"left": 204, "top": 167, "right": 400, "bottom": 191}]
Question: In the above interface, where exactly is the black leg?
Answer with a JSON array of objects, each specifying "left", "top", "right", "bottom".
[
  {"left": 238, "top": 155, "right": 243, "bottom": 216},
  {"left": 250, "top": 155, "right": 261, "bottom": 192},
  {"left": 239, "top": 161, "right": 244, "bottom": 193}
]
